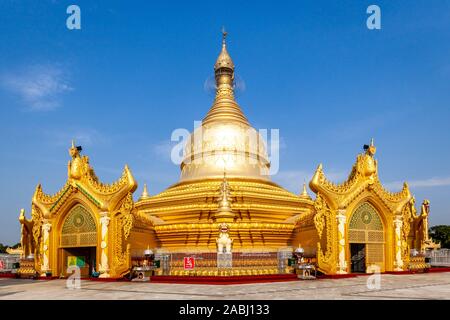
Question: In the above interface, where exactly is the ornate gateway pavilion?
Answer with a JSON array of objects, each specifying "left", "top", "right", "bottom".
[{"left": 18, "top": 33, "right": 435, "bottom": 278}]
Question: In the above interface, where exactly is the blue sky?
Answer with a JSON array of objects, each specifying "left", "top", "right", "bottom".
[{"left": 1, "top": 0, "right": 450, "bottom": 244}]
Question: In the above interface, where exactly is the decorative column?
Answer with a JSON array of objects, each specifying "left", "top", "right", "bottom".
[
  {"left": 98, "top": 212, "right": 111, "bottom": 278},
  {"left": 41, "top": 220, "right": 52, "bottom": 275},
  {"left": 336, "top": 210, "right": 348, "bottom": 274},
  {"left": 394, "top": 216, "right": 404, "bottom": 271}
]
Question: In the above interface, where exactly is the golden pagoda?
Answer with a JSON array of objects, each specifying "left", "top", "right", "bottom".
[{"left": 17, "top": 32, "right": 434, "bottom": 278}]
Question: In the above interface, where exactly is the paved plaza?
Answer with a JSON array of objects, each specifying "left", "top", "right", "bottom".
[{"left": 0, "top": 272, "right": 449, "bottom": 300}]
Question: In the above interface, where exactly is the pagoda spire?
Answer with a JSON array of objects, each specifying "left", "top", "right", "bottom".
[
  {"left": 203, "top": 30, "right": 249, "bottom": 126},
  {"left": 299, "top": 183, "right": 311, "bottom": 200},
  {"left": 140, "top": 183, "right": 150, "bottom": 200}
]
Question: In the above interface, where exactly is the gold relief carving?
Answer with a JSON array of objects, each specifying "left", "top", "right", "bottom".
[
  {"left": 85, "top": 166, "right": 131, "bottom": 195},
  {"left": 31, "top": 205, "right": 42, "bottom": 252},
  {"left": 120, "top": 193, "right": 134, "bottom": 240},
  {"left": 154, "top": 222, "right": 294, "bottom": 232},
  {"left": 34, "top": 182, "right": 70, "bottom": 205},
  {"left": 313, "top": 164, "right": 361, "bottom": 195},
  {"left": 400, "top": 198, "right": 415, "bottom": 263},
  {"left": 371, "top": 180, "right": 410, "bottom": 208},
  {"left": 113, "top": 193, "right": 135, "bottom": 268},
  {"left": 311, "top": 141, "right": 411, "bottom": 216},
  {"left": 314, "top": 194, "right": 334, "bottom": 270},
  {"left": 313, "top": 195, "right": 327, "bottom": 239},
  {"left": 68, "top": 141, "right": 132, "bottom": 195}
]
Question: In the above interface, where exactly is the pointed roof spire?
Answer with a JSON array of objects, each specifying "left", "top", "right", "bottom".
[
  {"left": 140, "top": 183, "right": 150, "bottom": 200},
  {"left": 203, "top": 30, "right": 249, "bottom": 126},
  {"left": 214, "top": 27, "right": 234, "bottom": 71},
  {"left": 222, "top": 26, "right": 227, "bottom": 46},
  {"left": 367, "top": 138, "right": 376, "bottom": 156},
  {"left": 299, "top": 183, "right": 311, "bottom": 200}
]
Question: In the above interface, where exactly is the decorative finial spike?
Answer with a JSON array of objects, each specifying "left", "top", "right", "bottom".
[
  {"left": 222, "top": 26, "right": 227, "bottom": 45},
  {"left": 302, "top": 183, "right": 307, "bottom": 195},
  {"left": 371, "top": 138, "right": 374, "bottom": 147},
  {"left": 71, "top": 140, "right": 75, "bottom": 148},
  {"left": 140, "top": 183, "right": 150, "bottom": 199},
  {"left": 300, "top": 183, "right": 311, "bottom": 199}
]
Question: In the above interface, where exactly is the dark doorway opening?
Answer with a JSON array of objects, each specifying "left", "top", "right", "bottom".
[
  {"left": 62, "top": 247, "right": 96, "bottom": 278},
  {"left": 350, "top": 243, "right": 366, "bottom": 273}
]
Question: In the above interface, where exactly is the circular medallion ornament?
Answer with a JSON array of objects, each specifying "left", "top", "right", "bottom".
[
  {"left": 362, "top": 211, "right": 372, "bottom": 224},
  {"left": 101, "top": 241, "right": 107, "bottom": 249},
  {"left": 73, "top": 213, "right": 85, "bottom": 228}
]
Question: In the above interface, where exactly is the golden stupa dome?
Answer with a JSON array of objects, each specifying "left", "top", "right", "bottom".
[{"left": 179, "top": 31, "right": 271, "bottom": 182}]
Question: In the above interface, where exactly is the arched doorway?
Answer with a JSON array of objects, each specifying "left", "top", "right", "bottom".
[
  {"left": 348, "top": 202, "right": 385, "bottom": 273},
  {"left": 59, "top": 205, "right": 97, "bottom": 277}
]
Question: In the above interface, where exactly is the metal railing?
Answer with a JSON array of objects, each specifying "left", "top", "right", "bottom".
[
  {"left": 0, "top": 254, "right": 21, "bottom": 272},
  {"left": 426, "top": 249, "right": 450, "bottom": 267}
]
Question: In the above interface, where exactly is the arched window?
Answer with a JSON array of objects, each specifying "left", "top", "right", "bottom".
[
  {"left": 349, "top": 202, "right": 385, "bottom": 265},
  {"left": 60, "top": 205, "right": 97, "bottom": 247}
]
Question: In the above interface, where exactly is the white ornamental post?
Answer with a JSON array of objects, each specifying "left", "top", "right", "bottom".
[
  {"left": 336, "top": 210, "right": 348, "bottom": 274},
  {"left": 98, "top": 212, "right": 111, "bottom": 278},
  {"left": 41, "top": 221, "right": 52, "bottom": 276},
  {"left": 394, "top": 216, "right": 404, "bottom": 271}
]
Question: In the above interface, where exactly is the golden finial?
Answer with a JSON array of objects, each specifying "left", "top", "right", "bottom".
[
  {"left": 69, "top": 139, "right": 79, "bottom": 158},
  {"left": 214, "top": 28, "right": 234, "bottom": 71},
  {"left": 299, "top": 183, "right": 311, "bottom": 199},
  {"left": 222, "top": 26, "right": 228, "bottom": 46},
  {"left": 367, "top": 138, "right": 376, "bottom": 156},
  {"left": 140, "top": 183, "right": 150, "bottom": 199}
]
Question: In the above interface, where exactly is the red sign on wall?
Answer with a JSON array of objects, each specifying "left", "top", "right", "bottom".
[{"left": 184, "top": 257, "right": 195, "bottom": 270}]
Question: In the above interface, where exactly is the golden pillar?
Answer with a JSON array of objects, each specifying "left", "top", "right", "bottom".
[
  {"left": 41, "top": 220, "right": 52, "bottom": 275},
  {"left": 99, "top": 212, "right": 111, "bottom": 278},
  {"left": 336, "top": 210, "right": 347, "bottom": 274},
  {"left": 394, "top": 216, "right": 404, "bottom": 271}
]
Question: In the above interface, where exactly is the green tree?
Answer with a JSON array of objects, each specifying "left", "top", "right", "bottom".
[
  {"left": 429, "top": 225, "right": 450, "bottom": 249},
  {"left": 0, "top": 243, "right": 21, "bottom": 253}
]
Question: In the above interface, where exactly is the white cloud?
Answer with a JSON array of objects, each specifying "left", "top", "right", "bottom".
[
  {"left": 385, "top": 176, "right": 450, "bottom": 190},
  {"left": 1, "top": 64, "right": 72, "bottom": 111}
]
